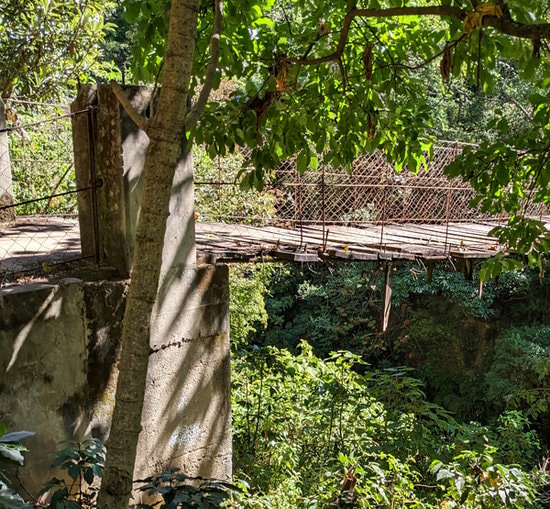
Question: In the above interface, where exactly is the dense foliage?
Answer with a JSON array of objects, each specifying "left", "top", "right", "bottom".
[
  {"left": 230, "top": 343, "right": 549, "bottom": 507},
  {"left": 0, "top": 0, "right": 116, "bottom": 100},
  {"left": 225, "top": 261, "right": 550, "bottom": 506}
]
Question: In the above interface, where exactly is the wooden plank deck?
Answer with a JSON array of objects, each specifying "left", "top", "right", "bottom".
[
  {"left": 195, "top": 218, "right": 550, "bottom": 263},
  {"left": 2, "top": 217, "right": 549, "bottom": 274}
]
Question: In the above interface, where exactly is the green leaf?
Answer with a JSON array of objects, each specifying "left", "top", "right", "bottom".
[
  {"left": 84, "top": 467, "right": 94, "bottom": 484},
  {"left": 67, "top": 463, "right": 80, "bottom": 481},
  {"left": 296, "top": 150, "right": 309, "bottom": 174},
  {"left": 0, "top": 444, "right": 25, "bottom": 465},
  {"left": 253, "top": 17, "right": 275, "bottom": 28},
  {"left": 0, "top": 431, "right": 35, "bottom": 443},
  {"left": 124, "top": 1, "right": 141, "bottom": 23},
  {"left": 309, "top": 156, "right": 319, "bottom": 171},
  {"left": 250, "top": 5, "right": 262, "bottom": 17}
]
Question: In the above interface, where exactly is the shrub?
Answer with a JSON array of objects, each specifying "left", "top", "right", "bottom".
[{"left": 230, "top": 343, "right": 544, "bottom": 508}]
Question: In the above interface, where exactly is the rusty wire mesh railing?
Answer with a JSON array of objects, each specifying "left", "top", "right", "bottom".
[
  {"left": 198, "top": 141, "right": 547, "bottom": 227},
  {"left": 194, "top": 141, "right": 548, "bottom": 260},
  {"left": 0, "top": 99, "right": 97, "bottom": 281}
]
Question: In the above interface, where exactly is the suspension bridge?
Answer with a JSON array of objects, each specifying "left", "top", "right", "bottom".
[
  {"left": 194, "top": 142, "right": 548, "bottom": 264},
  {"left": 1, "top": 99, "right": 548, "bottom": 280}
]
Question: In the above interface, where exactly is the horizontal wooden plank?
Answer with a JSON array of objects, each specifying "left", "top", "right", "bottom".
[
  {"left": 194, "top": 218, "right": 541, "bottom": 264},
  {"left": 271, "top": 250, "right": 320, "bottom": 262}
]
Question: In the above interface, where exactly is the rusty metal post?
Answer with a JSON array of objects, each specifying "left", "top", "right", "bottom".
[
  {"left": 353, "top": 163, "right": 358, "bottom": 223},
  {"left": 379, "top": 163, "right": 388, "bottom": 249},
  {"left": 86, "top": 107, "right": 100, "bottom": 264},
  {"left": 296, "top": 166, "right": 304, "bottom": 250},
  {"left": 444, "top": 187, "right": 451, "bottom": 255},
  {"left": 217, "top": 155, "right": 222, "bottom": 222},
  {"left": 382, "top": 262, "right": 392, "bottom": 332},
  {"left": 321, "top": 164, "right": 326, "bottom": 250}
]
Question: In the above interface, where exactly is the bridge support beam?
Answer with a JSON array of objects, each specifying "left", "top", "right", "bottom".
[{"left": 382, "top": 263, "right": 392, "bottom": 332}]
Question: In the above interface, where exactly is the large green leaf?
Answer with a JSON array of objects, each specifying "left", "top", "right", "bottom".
[
  {"left": 0, "top": 431, "right": 35, "bottom": 443},
  {"left": 0, "top": 481, "right": 30, "bottom": 509}
]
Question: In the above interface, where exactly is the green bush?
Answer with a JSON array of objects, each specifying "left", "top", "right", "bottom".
[
  {"left": 230, "top": 343, "right": 545, "bottom": 508},
  {"left": 39, "top": 438, "right": 104, "bottom": 508},
  {"left": 229, "top": 265, "right": 272, "bottom": 349},
  {"left": 7, "top": 104, "right": 77, "bottom": 215},
  {"left": 134, "top": 468, "right": 238, "bottom": 508},
  {"left": 430, "top": 448, "right": 535, "bottom": 508},
  {"left": 485, "top": 326, "right": 550, "bottom": 426}
]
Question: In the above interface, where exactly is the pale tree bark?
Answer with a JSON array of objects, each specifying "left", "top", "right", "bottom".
[{"left": 97, "top": 0, "right": 200, "bottom": 506}]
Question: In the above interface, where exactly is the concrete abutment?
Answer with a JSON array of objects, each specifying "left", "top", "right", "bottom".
[{"left": 0, "top": 84, "right": 231, "bottom": 499}]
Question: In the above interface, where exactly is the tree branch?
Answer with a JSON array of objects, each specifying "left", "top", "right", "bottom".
[
  {"left": 482, "top": 15, "right": 550, "bottom": 39},
  {"left": 376, "top": 33, "right": 466, "bottom": 72},
  {"left": 337, "top": 57, "right": 347, "bottom": 95},
  {"left": 185, "top": 0, "right": 223, "bottom": 131},
  {"left": 293, "top": 6, "right": 466, "bottom": 66},
  {"left": 110, "top": 81, "right": 149, "bottom": 132},
  {"left": 292, "top": 5, "right": 550, "bottom": 67}
]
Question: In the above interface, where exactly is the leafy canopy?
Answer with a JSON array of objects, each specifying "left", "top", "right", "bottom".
[
  {"left": 0, "top": 0, "right": 116, "bottom": 100},
  {"left": 123, "top": 0, "right": 550, "bottom": 262}
]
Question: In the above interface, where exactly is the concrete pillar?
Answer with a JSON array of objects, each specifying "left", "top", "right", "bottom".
[
  {"left": 0, "top": 99, "right": 15, "bottom": 222},
  {"left": 70, "top": 84, "right": 231, "bottom": 496},
  {"left": 135, "top": 265, "right": 232, "bottom": 491},
  {"left": 71, "top": 84, "right": 197, "bottom": 275}
]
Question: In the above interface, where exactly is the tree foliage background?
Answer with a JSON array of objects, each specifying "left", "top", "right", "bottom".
[{"left": 0, "top": 0, "right": 117, "bottom": 100}]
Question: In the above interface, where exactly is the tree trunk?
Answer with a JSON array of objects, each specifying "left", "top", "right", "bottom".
[{"left": 97, "top": 0, "right": 199, "bottom": 506}]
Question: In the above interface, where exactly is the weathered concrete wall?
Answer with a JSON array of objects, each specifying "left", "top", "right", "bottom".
[
  {"left": 0, "top": 264, "right": 231, "bottom": 497},
  {"left": 0, "top": 278, "right": 123, "bottom": 492},
  {"left": 136, "top": 265, "right": 232, "bottom": 489}
]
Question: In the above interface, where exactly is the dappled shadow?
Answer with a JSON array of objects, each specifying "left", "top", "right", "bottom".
[
  {"left": 130, "top": 155, "right": 231, "bottom": 502},
  {"left": 0, "top": 282, "right": 90, "bottom": 494},
  {"left": 0, "top": 217, "right": 81, "bottom": 273},
  {"left": 133, "top": 261, "right": 232, "bottom": 504}
]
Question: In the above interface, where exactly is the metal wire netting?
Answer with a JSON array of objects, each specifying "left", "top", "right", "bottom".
[
  {"left": 0, "top": 99, "right": 86, "bottom": 280},
  {"left": 193, "top": 142, "right": 550, "bottom": 262},
  {"left": 6, "top": 102, "right": 77, "bottom": 214},
  {"left": 196, "top": 141, "right": 546, "bottom": 228}
]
